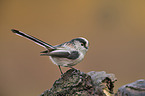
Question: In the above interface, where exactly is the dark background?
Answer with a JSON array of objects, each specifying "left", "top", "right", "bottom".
[{"left": 0, "top": 1, "right": 145, "bottom": 96}]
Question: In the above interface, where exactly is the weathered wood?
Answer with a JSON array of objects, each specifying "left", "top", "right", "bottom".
[
  {"left": 115, "top": 79, "right": 145, "bottom": 96},
  {"left": 40, "top": 68, "right": 117, "bottom": 96}
]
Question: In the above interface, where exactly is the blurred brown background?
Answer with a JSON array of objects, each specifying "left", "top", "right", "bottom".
[{"left": 0, "top": 0, "right": 145, "bottom": 96}]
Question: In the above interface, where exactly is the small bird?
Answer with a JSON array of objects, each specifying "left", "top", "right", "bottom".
[{"left": 11, "top": 29, "right": 89, "bottom": 74}]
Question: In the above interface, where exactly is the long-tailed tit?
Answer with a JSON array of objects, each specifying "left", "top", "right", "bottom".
[{"left": 11, "top": 29, "right": 89, "bottom": 74}]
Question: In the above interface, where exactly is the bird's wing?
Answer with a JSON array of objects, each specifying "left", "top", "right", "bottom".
[
  {"left": 41, "top": 50, "right": 79, "bottom": 60},
  {"left": 11, "top": 29, "right": 55, "bottom": 49}
]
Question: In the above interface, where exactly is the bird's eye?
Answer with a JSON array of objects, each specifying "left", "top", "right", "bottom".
[{"left": 81, "top": 43, "right": 84, "bottom": 46}]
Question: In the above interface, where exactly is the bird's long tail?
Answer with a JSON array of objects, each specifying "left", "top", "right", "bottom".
[{"left": 11, "top": 29, "right": 55, "bottom": 49}]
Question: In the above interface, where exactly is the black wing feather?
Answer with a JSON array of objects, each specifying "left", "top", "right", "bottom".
[{"left": 42, "top": 50, "right": 79, "bottom": 60}]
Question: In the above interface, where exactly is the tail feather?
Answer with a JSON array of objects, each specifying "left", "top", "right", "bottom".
[
  {"left": 11, "top": 29, "right": 55, "bottom": 49},
  {"left": 40, "top": 50, "right": 48, "bottom": 53}
]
